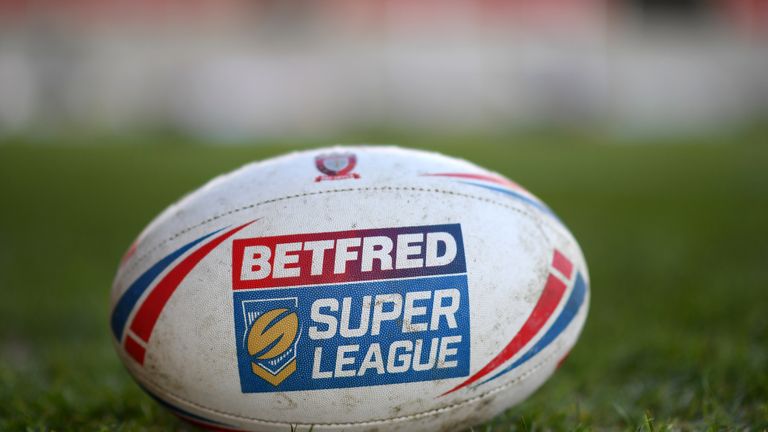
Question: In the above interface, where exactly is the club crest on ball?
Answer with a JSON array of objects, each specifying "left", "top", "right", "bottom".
[{"left": 314, "top": 152, "right": 360, "bottom": 182}]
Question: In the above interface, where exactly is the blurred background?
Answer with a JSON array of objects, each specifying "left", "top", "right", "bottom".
[
  {"left": 0, "top": 0, "right": 766, "bottom": 140},
  {"left": 1, "top": 1, "right": 767, "bottom": 431}
]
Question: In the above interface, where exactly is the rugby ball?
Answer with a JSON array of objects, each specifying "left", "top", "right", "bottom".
[{"left": 110, "top": 146, "right": 589, "bottom": 431}]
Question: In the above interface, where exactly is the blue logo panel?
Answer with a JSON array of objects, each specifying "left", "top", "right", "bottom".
[{"left": 233, "top": 275, "right": 470, "bottom": 393}]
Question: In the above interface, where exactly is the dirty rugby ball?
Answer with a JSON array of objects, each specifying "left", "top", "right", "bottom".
[{"left": 110, "top": 146, "right": 590, "bottom": 431}]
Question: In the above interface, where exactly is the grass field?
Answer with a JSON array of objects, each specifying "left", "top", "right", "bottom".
[{"left": 1, "top": 131, "right": 767, "bottom": 431}]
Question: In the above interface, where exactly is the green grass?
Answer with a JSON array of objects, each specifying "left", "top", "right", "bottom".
[{"left": 1, "top": 131, "right": 767, "bottom": 431}]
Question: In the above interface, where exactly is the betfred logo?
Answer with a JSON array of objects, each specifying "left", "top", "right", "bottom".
[
  {"left": 232, "top": 225, "right": 464, "bottom": 289},
  {"left": 232, "top": 224, "right": 470, "bottom": 393}
]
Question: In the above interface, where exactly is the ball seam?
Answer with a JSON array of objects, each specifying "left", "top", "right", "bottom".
[
  {"left": 119, "top": 186, "right": 545, "bottom": 278},
  {"left": 128, "top": 338, "right": 566, "bottom": 428}
]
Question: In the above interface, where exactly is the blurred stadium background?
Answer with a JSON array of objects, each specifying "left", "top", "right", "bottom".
[
  {"left": 1, "top": 1, "right": 767, "bottom": 431},
  {"left": 0, "top": 0, "right": 766, "bottom": 140}
]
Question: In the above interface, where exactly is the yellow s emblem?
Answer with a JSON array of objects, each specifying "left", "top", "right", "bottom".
[{"left": 247, "top": 308, "right": 299, "bottom": 386}]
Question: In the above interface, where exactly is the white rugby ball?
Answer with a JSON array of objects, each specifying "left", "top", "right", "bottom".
[{"left": 110, "top": 146, "right": 589, "bottom": 432}]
